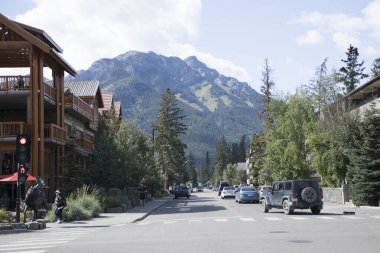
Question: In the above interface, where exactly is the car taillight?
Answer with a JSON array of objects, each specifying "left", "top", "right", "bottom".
[{"left": 292, "top": 192, "right": 297, "bottom": 198}]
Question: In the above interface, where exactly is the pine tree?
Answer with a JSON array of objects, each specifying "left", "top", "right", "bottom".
[
  {"left": 259, "top": 58, "right": 275, "bottom": 128},
  {"left": 238, "top": 135, "right": 247, "bottom": 162},
  {"left": 187, "top": 151, "right": 197, "bottom": 187},
  {"left": 154, "top": 88, "right": 187, "bottom": 189},
  {"left": 370, "top": 58, "right": 380, "bottom": 78},
  {"left": 347, "top": 103, "right": 380, "bottom": 206},
  {"left": 339, "top": 44, "right": 369, "bottom": 94},
  {"left": 203, "top": 151, "right": 211, "bottom": 181},
  {"left": 213, "top": 136, "right": 229, "bottom": 184}
]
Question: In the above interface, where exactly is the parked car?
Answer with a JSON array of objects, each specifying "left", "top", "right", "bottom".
[
  {"left": 262, "top": 179, "right": 323, "bottom": 215},
  {"left": 218, "top": 181, "right": 230, "bottom": 196},
  {"left": 174, "top": 185, "right": 190, "bottom": 199},
  {"left": 196, "top": 187, "right": 204, "bottom": 192},
  {"left": 235, "top": 186, "right": 259, "bottom": 203},
  {"left": 221, "top": 186, "right": 236, "bottom": 199},
  {"left": 258, "top": 186, "right": 272, "bottom": 201}
]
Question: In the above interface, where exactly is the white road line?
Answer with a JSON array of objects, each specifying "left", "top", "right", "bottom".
[
  {"left": 0, "top": 250, "right": 48, "bottom": 253},
  {"left": 240, "top": 218, "right": 256, "bottom": 222},
  {"left": 290, "top": 217, "right": 308, "bottom": 220},
  {"left": 188, "top": 220, "right": 202, "bottom": 223},
  {"left": 0, "top": 245, "right": 53, "bottom": 252},
  {"left": 215, "top": 218, "right": 228, "bottom": 222},
  {"left": 111, "top": 224, "right": 126, "bottom": 227},
  {"left": 163, "top": 220, "right": 177, "bottom": 225},
  {"left": 341, "top": 216, "right": 365, "bottom": 219},
  {"left": 0, "top": 241, "right": 67, "bottom": 248},
  {"left": 136, "top": 222, "right": 151, "bottom": 226},
  {"left": 317, "top": 216, "right": 336, "bottom": 220},
  {"left": 371, "top": 216, "right": 380, "bottom": 219},
  {"left": 265, "top": 217, "right": 282, "bottom": 221}
]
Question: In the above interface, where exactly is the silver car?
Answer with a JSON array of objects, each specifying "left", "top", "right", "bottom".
[
  {"left": 235, "top": 186, "right": 259, "bottom": 203},
  {"left": 221, "top": 186, "right": 236, "bottom": 199}
]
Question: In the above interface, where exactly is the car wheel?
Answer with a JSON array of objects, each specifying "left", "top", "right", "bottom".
[
  {"left": 311, "top": 206, "right": 321, "bottom": 214},
  {"left": 235, "top": 199, "right": 238, "bottom": 203},
  {"left": 175, "top": 196, "right": 178, "bottom": 199},
  {"left": 221, "top": 196, "right": 224, "bottom": 199},
  {"left": 301, "top": 187, "right": 317, "bottom": 203},
  {"left": 262, "top": 200, "right": 269, "bottom": 213},
  {"left": 187, "top": 195, "right": 190, "bottom": 198},
  {"left": 283, "top": 200, "right": 293, "bottom": 215}
]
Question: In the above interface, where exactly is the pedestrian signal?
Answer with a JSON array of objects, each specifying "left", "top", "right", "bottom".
[{"left": 16, "top": 134, "right": 30, "bottom": 164}]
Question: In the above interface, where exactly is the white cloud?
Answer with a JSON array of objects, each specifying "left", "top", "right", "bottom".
[
  {"left": 332, "top": 32, "right": 361, "bottom": 51},
  {"left": 16, "top": 0, "right": 202, "bottom": 71},
  {"left": 296, "top": 30, "right": 324, "bottom": 45},
  {"left": 293, "top": 1, "right": 380, "bottom": 53},
  {"left": 10, "top": 0, "right": 251, "bottom": 86}
]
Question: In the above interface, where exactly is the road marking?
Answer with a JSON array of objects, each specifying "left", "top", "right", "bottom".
[
  {"left": 111, "top": 224, "right": 126, "bottom": 227},
  {"left": 341, "top": 216, "right": 365, "bottom": 219},
  {"left": 240, "top": 217, "right": 256, "bottom": 222},
  {"left": 265, "top": 217, "right": 282, "bottom": 221},
  {"left": 371, "top": 216, "right": 380, "bottom": 219},
  {"left": 215, "top": 218, "right": 228, "bottom": 222},
  {"left": 317, "top": 216, "right": 336, "bottom": 220},
  {"left": 189, "top": 220, "right": 202, "bottom": 223},
  {"left": 290, "top": 217, "right": 308, "bottom": 220},
  {"left": 1, "top": 250, "right": 48, "bottom": 253},
  {"left": 163, "top": 220, "right": 177, "bottom": 225},
  {"left": 0, "top": 245, "right": 53, "bottom": 251},
  {"left": 136, "top": 222, "right": 152, "bottom": 225},
  {"left": 0, "top": 241, "right": 67, "bottom": 248}
]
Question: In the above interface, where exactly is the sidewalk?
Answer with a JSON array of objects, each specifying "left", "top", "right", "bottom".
[
  {"left": 47, "top": 195, "right": 173, "bottom": 229},
  {"left": 323, "top": 201, "right": 380, "bottom": 215},
  {"left": 0, "top": 196, "right": 173, "bottom": 234}
]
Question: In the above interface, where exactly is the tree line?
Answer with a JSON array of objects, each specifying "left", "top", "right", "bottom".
[{"left": 249, "top": 44, "right": 380, "bottom": 206}]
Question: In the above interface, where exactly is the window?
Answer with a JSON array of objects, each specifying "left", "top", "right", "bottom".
[
  {"left": 0, "top": 152, "right": 15, "bottom": 175},
  {"left": 273, "top": 183, "right": 279, "bottom": 191},
  {"left": 285, "top": 182, "right": 292, "bottom": 190},
  {"left": 279, "top": 183, "right": 284, "bottom": 191}
]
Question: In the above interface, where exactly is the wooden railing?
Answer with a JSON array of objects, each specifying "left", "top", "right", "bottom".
[
  {"left": 64, "top": 93, "right": 95, "bottom": 121},
  {"left": 0, "top": 122, "right": 27, "bottom": 137},
  {"left": 75, "top": 139, "right": 94, "bottom": 152},
  {"left": 44, "top": 83, "right": 57, "bottom": 101},
  {"left": 0, "top": 75, "right": 31, "bottom": 91},
  {"left": 0, "top": 75, "right": 57, "bottom": 103},
  {"left": 44, "top": 124, "right": 66, "bottom": 143}
]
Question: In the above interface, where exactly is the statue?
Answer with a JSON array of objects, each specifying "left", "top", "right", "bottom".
[{"left": 23, "top": 177, "right": 47, "bottom": 223}]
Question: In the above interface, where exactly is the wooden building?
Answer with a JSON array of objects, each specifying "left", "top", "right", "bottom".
[{"left": 0, "top": 14, "right": 107, "bottom": 206}]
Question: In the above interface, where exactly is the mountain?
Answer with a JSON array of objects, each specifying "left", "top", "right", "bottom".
[{"left": 69, "top": 51, "right": 263, "bottom": 165}]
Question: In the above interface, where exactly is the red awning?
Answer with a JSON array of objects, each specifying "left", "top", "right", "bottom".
[{"left": 0, "top": 172, "right": 37, "bottom": 182}]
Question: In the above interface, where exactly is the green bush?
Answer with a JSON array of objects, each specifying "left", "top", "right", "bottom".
[
  {"left": 0, "top": 208, "right": 12, "bottom": 223},
  {"left": 45, "top": 210, "right": 56, "bottom": 223},
  {"left": 102, "top": 188, "right": 123, "bottom": 208},
  {"left": 51, "top": 184, "right": 102, "bottom": 222}
]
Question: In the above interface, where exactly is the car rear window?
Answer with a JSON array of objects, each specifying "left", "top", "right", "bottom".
[
  {"left": 224, "top": 187, "right": 234, "bottom": 190},
  {"left": 241, "top": 187, "right": 256, "bottom": 191}
]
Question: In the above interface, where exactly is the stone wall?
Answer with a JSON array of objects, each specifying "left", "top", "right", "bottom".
[{"left": 322, "top": 187, "right": 344, "bottom": 204}]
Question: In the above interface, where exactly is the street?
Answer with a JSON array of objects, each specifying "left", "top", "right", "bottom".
[{"left": 1, "top": 190, "right": 380, "bottom": 253}]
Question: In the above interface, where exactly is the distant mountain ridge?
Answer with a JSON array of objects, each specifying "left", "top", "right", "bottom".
[{"left": 69, "top": 51, "right": 263, "bottom": 164}]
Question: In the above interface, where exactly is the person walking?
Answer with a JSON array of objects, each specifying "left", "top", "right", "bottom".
[
  {"left": 53, "top": 190, "right": 66, "bottom": 224},
  {"left": 138, "top": 183, "right": 147, "bottom": 207}
]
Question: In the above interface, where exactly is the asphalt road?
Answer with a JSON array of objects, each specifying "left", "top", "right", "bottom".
[{"left": 1, "top": 190, "right": 380, "bottom": 253}]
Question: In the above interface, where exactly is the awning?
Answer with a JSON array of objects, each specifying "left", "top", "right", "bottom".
[{"left": 0, "top": 172, "right": 37, "bottom": 182}]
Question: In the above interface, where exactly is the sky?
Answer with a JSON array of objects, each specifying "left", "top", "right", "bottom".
[{"left": 1, "top": 0, "right": 380, "bottom": 94}]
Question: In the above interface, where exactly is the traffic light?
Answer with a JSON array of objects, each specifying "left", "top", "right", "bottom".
[{"left": 16, "top": 134, "right": 30, "bottom": 164}]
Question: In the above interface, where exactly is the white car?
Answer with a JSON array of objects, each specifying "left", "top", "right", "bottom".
[{"left": 221, "top": 186, "right": 236, "bottom": 199}]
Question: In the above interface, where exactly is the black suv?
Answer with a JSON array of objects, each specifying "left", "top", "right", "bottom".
[
  {"left": 218, "top": 181, "right": 230, "bottom": 196},
  {"left": 262, "top": 179, "right": 323, "bottom": 215}
]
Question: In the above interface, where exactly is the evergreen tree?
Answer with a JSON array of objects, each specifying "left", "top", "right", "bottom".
[
  {"left": 187, "top": 151, "right": 197, "bottom": 187},
  {"left": 259, "top": 58, "right": 275, "bottom": 127},
  {"left": 203, "top": 151, "right": 211, "bottom": 181},
  {"left": 231, "top": 142, "right": 239, "bottom": 164},
  {"left": 339, "top": 44, "right": 369, "bottom": 94},
  {"left": 249, "top": 132, "right": 267, "bottom": 185},
  {"left": 370, "top": 57, "right": 380, "bottom": 78},
  {"left": 347, "top": 103, "right": 380, "bottom": 206},
  {"left": 238, "top": 135, "right": 247, "bottom": 162},
  {"left": 61, "top": 140, "right": 86, "bottom": 193},
  {"left": 154, "top": 88, "right": 187, "bottom": 189},
  {"left": 213, "top": 136, "right": 229, "bottom": 184}
]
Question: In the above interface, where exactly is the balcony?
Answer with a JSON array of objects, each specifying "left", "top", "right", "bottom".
[
  {"left": 0, "top": 75, "right": 57, "bottom": 104},
  {"left": 44, "top": 124, "right": 66, "bottom": 145},
  {"left": 64, "top": 93, "right": 95, "bottom": 122},
  {"left": 75, "top": 139, "right": 94, "bottom": 154},
  {"left": 0, "top": 122, "right": 27, "bottom": 140}
]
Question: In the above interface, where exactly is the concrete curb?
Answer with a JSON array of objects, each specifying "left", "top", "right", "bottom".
[{"left": 132, "top": 197, "right": 173, "bottom": 223}]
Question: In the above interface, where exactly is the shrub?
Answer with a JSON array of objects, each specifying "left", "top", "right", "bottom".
[
  {"left": 52, "top": 184, "right": 102, "bottom": 222},
  {"left": 0, "top": 208, "right": 12, "bottom": 223},
  {"left": 102, "top": 188, "right": 122, "bottom": 208}
]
